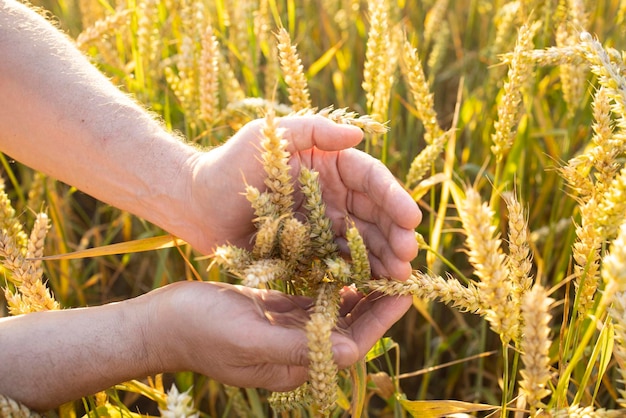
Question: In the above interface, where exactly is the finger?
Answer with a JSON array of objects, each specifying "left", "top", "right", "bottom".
[
  {"left": 248, "top": 364, "right": 309, "bottom": 392},
  {"left": 255, "top": 288, "right": 314, "bottom": 312},
  {"left": 339, "top": 285, "right": 364, "bottom": 316},
  {"left": 337, "top": 149, "right": 422, "bottom": 231},
  {"left": 344, "top": 293, "right": 412, "bottom": 357},
  {"left": 279, "top": 115, "right": 364, "bottom": 152},
  {"left": 336, "top": 219, "right": 415, "bottom": 280},
  {"left": 345, "top": 191, "right": 419, "bottom": 263}
]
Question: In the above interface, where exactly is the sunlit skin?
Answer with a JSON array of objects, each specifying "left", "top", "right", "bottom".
[{"left": 0, "top": 0, "right": 421, "bottom": 411}]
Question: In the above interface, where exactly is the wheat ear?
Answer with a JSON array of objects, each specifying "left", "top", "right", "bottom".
[
  {"left": 519, "top": 284, "right": 553, "bottom": 413},
  {"left": 276, "top": 28, "right": 312, "bottom": 112}
]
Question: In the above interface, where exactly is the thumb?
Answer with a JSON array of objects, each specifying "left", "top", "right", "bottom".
[{"left": 279, "top": 115, "right": 364, "bottom": 152}]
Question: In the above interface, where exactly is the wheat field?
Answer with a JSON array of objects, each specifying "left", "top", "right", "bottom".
[{"left": 3, "top": 0, "right": 626, "bottom": 417}]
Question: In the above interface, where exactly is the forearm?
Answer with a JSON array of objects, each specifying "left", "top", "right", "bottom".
[
  {"left": 0, "top": 0, "right": 198, "bottom": 239},
  {"left": 0, "top": 296, "right": 157, "bottom": 411}
]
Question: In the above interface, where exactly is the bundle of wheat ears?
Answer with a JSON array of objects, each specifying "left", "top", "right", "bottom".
[{"left": 212, "top": 106, "right": 381, "bottom": 414}]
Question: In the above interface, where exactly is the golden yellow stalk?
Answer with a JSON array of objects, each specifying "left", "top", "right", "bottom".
[
  {"left": 278, "top": 217, "right": 309, "bottom": 266},
  {"left": 299, "top": 167, "right": 338, "bottom": 259},
  {"left": 588, "top": 87, "right": 621, "bottom": 190},
  {"left": 75, "top": 8, "right": 130, "bottom": 50},
  {"left": 27, "top": 213, "right": 50, "bottom": 282},
  {"left": 199, "top": 24, "right": 220, "bottom": 125},
  {"left": 556, "top": 0, "right": 589, "bottom": 116},
  {"left": 519, "top": 284, "right": 553, "bottom": 413},
  {"left": 244, "top": 185, "right": 279, "bottom": 219},
  {"left": 136, "top": 0, "right": 160, "bottom": 76},
  {"left": 324, "top": 256, "right": 351, "bottom": 283},
  {"left": 561, "top": 87, "right": 614, "bottom": 199},
  {"left": 252, "top": 216, "right": 281, "bottom": 258},
  {"left": 165, "top": 35, "right": 200, "bottom": 121},
  {"left": 547, "top": 405, "right": 624, "bottom": 417},
  {"left": 572, "top": 200, "right": 602, "bottom": 317},
  {"left": 224, "top": 386, "right": 252, "bottom": 417},
  {"left": 276, "top": 28, "right": 312, "bottom": 112},
  {"left": 242, "top": 258, "right": 289, "bottom": 288},
  {"left": 1, "top": 210, "right": 58, "bottom": 315},
  {"left": 426, "top": 20, "right": 449, "bottom": 83},
  {"left": 0, "top": 394, "right": 41, "bottom": 418},
  {"left": 491, "top": 21, "right": 538, "bottom": 161},
  {"left": 406, "top": 130, "right": 448, "bottom": 187},
  {"left": 362, "top": 0, "right": 394, "bottom": 125},
  {"left": 346, "top": 220, "right": 370, "bottom": 285},
  {"left": 317, "top": 107, "right": 388, "bottom": 135},
  {"left": 601, "top": 223, "right": 626, "bottom": 407},
  {"left": 263, "top": 35, "right": 280, "bottom": 102},
  {"left": 369, "top": 271, "right": 483, "bottom": 314},
  {"left": 260, "top": 108, "right": 294, "bottom": 215},
  {"left": 501, "top": 45, "right": 585, "bottom": 67},
  {"left": 458, "top": 187, "right": 517, "bottom": 342},
  {"left": 402, "top": 39, "right": 443, "bottom": 144},
  {"left": 578, "top": 32, "right": 626, "bottom": 133},
  {"left": 218, "top": 52, "right": 246, "bottom": 105},
  {"left": 306, "top": 282, "right": 340, "bottom": 414},
  {"left": 227, "top": 0, "right": 254, "bottom": 73},
  {"left": 490, "top": 1, "right": 520, "bottom": 59},
  {"left": 595, "top": 168, "right": 626, "bottom": 239},
  {"left": 79, "top": 0, "right": 104, "bottom": 31},
  {"left": 269, "top": 383, "right": 312, "bottom": 412},
  {"left": 213, "top": 244, "right": 253, "bottom": 277},
  {"left": 423, "top": 0, "right": 449, "bottom": 48},
  {"left": 26, "top": 172, "right": 48, "bottom": 215},
  {"left": 0, "top": 179, "right": 27, "bottom": 250},
  {"left": 503, "top": 192, "right": 533, "bottom": 312}
]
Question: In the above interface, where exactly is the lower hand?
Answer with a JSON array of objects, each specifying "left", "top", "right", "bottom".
[{"left": 145, "top": 281, "right": 412, "bottom": 391}]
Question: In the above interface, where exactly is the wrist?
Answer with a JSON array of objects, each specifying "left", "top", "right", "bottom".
[{"left": 136, "top": 283, "right": 206, "bottom": 375}]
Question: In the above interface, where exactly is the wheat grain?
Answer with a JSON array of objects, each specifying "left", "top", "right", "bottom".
[
  {"left": 406, "top": 130, "right": 449, "bottom": 187},
  {"left": 490, "top": 1, "right": 520, "bottom": 59},
  {"left": 199, "top": 24, "right": 220, "bottom": 125},
  {"left": 402, "top": 40, "right": 443, "bottom": 144},
  {"left": 503, "top": 192, "right": 533, "bottom": 313},
  {"left": 426, "top": 20, "right": 449, "bottom": 83},
  {"left": 242, "top": 258, "right": 290, "bottom": 288},
  {"left": 260, "top": 108, "right": 294, "bottom": 215},
  {"left": 556, "top": 0, "right": 589, "bottom": 116},
  {"left": 459, "top": 187, "right": 517, "bottom": 342},
  {"left": 491, "top": 21, "right": 538, "bottom": 161},
  {"left": 252, "top": 216, "right": 281, "bottom": 259},
  {"left": 601, "top": 223, "right": 626, "bottom": 405},
  {"left": 0, "top": 394, "right": 42, "bottom": 418},
  {"left": 346, "top": 220, "right": 370, "bottom": 285},
  {"left": 158, "top": 384, "right": 199, "bottom": 418},
  {"left": 299, "top": 167, "right": 338, "bottom": 259},
  {"left": 362, "top": 0, "right": 394, "bottom": 127},
  {"left": 276, "top": 28, "right": 312, "bottom": 112},
  {"left": 317, "top": 106, "right": 388, "bottom": 135},
  {"left": 269, "top": 383, "right": 312, "bottom": 412},
  {"left": 369, "top": 272, "right": 483, "bottom": 314},
  {"left": 423, "top": 0, "right": 449, "bottom": 48},
  {"left": 519, "top": 284, "right": 553, "bottom": 413},
  {"left": 306, "top": 282, "right": 340, "bottom": 414}
]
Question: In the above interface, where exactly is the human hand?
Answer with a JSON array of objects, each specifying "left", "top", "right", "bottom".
[
  {"left": 145, "top": 281, "right": 412, "bottom": 391},
  {"left": 183, "top": 114, "right": 421, "bottom": 280}
]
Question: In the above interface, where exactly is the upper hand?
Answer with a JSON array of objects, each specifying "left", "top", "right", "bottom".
[{"left": 183, "top": 115, "right": 421, "bottom": 280}]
